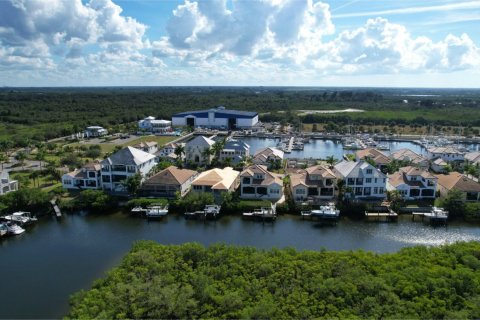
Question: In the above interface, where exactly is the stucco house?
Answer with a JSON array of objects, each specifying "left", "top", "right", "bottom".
[
  {"left": 62, "top": 162, "right": 102, "bottom": 190},
  {"left": 141, "top": 166, "right": 198, "bottom": 198},
  {"left": 436, "top": 172, "right": 480, "bottom": 202},
  {"left": 191, "top": 167, "right": 240, "bottom": 200},
  {"left": 390, "top": 148, "right": 429, "bottom": 169},
  {"left": 252, "top": 147, "right": 284, "bottom": 168},
  {"left": 290, "top": 165, "right": 337, "bottom": 203},
  {"left": 185, "top": 136, "right": 215, "bottom": 165},
  {"left": 239, "top": 165, "right": 283, "bottom": 201},
  {"left": 387, "top": 166, "right": 437, "bottom": 200},
  {"left": 355, "top": 148, "right": 390, "bottom": 171}
]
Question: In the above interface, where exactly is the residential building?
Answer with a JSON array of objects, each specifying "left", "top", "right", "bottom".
[
  {"left": 431, "top": 158, "right": 449, "bottom": 173},
  {"left": 141, "top": 166, "right": 198, "bottom": 198},
  {"left": 62, "top": 163, "right": 102, "bottom": 190},
  {"left": 355, "top": 148, "right": 390, "bottom": 171},
  {"left": 252, "top": 147, "right": 284, "bottom": 168},
  {"left": 132, "top": 141, "right": 158, "bottom": 154},
  {"left": 436, "top": 172, "right": 480, "bottom": 202},
  {"left": 333, "top": 160, "right": 387, "bottom": 199},
  {"left": 138, "top": 116, "right": 172, "bottom": 134},
  {"left": 290, "top": 165, "right": 337, "bottom": 203},
  {"left": 426, "top": 146, "right": 465, "bottom": 162},
  {"left": 219, "top": 139, "right": 250, "bottom": 165},
  {"left": 172, "top": 106, "right": 258, "bottom": 129},
  {"left": 100, "top": 146, "right": 157, "bottom": 192},
  {"left": 390, "top": 148, "right": 429, "bottom": 169},
  {"left": 191, "top": 167, "right": 240, "bottom": 200},
  {"left": 239, "top": 165, "right": 283, "bottom": 201},
  {"left": 0, "top": 171, "right": 18, "bottom": 195},
  {"left": 185, "top": 135, "right": 215, "bottom": 165},
  {"left": 387, "top": 166, "right": 437, "bottom": 199},
  {"left": 465, "top": 151, "right": 480, "bottom": 166},
  {"left": 85, "top": 126, "right": 108, "bottom": 138}
]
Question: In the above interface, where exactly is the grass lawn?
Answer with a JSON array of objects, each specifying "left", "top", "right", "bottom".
[
  {"left": 10, "top": 171, "right": 62, "bottom": 192},
  {"left": 124, "top": 135, "right": 177, "bottom": 147}
]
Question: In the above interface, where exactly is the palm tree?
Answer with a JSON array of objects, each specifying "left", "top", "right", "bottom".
[
  {"left": 202, "top": 147, "right": 213, "bottom": 164},
  {"left": 0, "top": 153, "right": 7, "bottom": 170},
  {"left": 35, "top": 150, "right": 46, "bottom": 169},
  {"left": 223, "top": 157, "right": 232, "bottom": 168},
  {"left": 174, "top": 145, "right": 185, "bottom": 160},
  {"left": 29, "top": 170, "right": 41, "bottom": 188},
  {"left": 325, "top": 155, "right": 337, "bottom": 167},
  {"left": 15, "top": 151, "right": 27, "bottom": 170}
]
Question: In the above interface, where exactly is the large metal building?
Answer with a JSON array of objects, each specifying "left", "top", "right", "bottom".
[{"left": 172, "top": 106, "right": 258, "bottom": 130}]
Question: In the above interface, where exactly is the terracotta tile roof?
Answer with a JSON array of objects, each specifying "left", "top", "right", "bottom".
[
  {"left": 465, "top": 151, "right": 480, "bottom": 164},
  {"left": 399, "top": 166, "right": 436, "bottom": 179},
  {"left": 144, "top": 166, "right": 197, "bottom": 186},
  {"left": 240, "top": 165, "right": 282, "bottom": 186},
  {"left": 435, "top": 172, "right": 480, "bottom": 192},
  {"left": 192, "top": 167, "right": 239, "bottom": 190},
  {"left": 356, "top": 148, "right": 390, "bottom": 165},
  {"left": 427, "top": 146, "right": 465, "bottom": 154},
  {"left": 390, "top": 148, "right": 428, "bottom": 165},
  {"left": 305, "top": 165, "right": 336, "bottom": 179}
]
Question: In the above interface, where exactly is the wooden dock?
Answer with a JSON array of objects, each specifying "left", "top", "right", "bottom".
[
  {"left": 412, "top": 208, "right": 448, "bottom": 225},
  {"left": 364, "top": 211, "right": 398, "bottom": 222},
  {"left": 243, "top": 204, "right": 277, "bottom": 222},
  {"left": 50, "top": 199, "right": 62, "bottom": 218}
]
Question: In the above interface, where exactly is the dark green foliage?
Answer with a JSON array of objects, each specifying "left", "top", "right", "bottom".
[
  {"left": 75, "top": 190, "right": 115, "bottom": 212},
  {"left": 440, "top": 188, "right": 467, "bottom": 218},
  {"left": 67, "top": 241, "right": 480, "bottom": 319},
  {"left": 126, "top": 198, "right": 168, "bottom": 209},
  {"left": 0, "top": 188, "right": 51, "bottom": 215},
  {"left": 173, "top": 192, "right": 215, "bottom": 212}
]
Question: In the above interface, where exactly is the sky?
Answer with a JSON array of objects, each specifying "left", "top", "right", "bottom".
[{"left": 1, "top": 0, "right": 480, "bottom": 88}]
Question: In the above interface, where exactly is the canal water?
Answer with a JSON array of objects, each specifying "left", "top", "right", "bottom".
[{"left": 1, "top": 212, "right": 480, "bottom": 318}]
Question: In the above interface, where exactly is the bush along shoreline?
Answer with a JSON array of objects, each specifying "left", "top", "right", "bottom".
[{"left": 67, "top": 241, "right": 480, "bottom": 319}]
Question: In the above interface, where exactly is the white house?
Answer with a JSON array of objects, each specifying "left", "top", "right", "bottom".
[
  {"left": 85, "top": 126, "right": 108, "bottom": 138},
  {"left": 185, "top": 136, "right": 215, "bottom": 165},
  {"left": 252, "top": 147, "right": 284, "bottom": 168},
  {"left": 334, "top": 160, "right": 387, "bottom": 200},
  {"left": 219, "top": 139, "right": 250, "bottom": 165},
  {"left": 138, "top": 116, "right": 172, "bottom": 134},
  {"left": 290, "top": 165, "right": 337, "bottom": 203},
  {"left": 132, "top": 141, "right": 158, "bottom": 154},
  {"left": 0, "top": 171, "right": 18, "bottom": 195},
  {"left": 100, "top": 146, "right": 157, "bottom": 192},
  {"left": 62, "top": 163, "right": 102, "bottom": 190},
  {"left": 239, "top": 165, "right": 283, "bottom": 201},
  {"left": 172, "top": 106, "right": 258, "bottom": 130},
  {"left": 387, "top": 166, "right": 437, "bottom": 200},
  {"left": 426, "top": 146, "right": 465, "bottom": 162}
]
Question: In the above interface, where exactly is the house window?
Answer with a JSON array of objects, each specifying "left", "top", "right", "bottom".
[
  {"left": 102, "top": 175, "right": 111, "bottom": 183},
  {"left": 366, "top": 169, "right": 373, "bottom": 174},
  {"left": 383, "top": 178, "right": 386, "bottom": 183},
  {"left": 366, "top": 178, "right": 372, "bottom": 183},
  {"left": 255, "top": 174, "right": 264, "bottom": 180},
  {"left": 193, "top": 185, "right": 203, "bottom": 191},
  {"left": 373, "top": 187, "right": 378, "bottom": 194},
  {"left": 269, "top": 189, "right": 280, "bottom": 194},
  {"left": 88, "top": 172, "right": 96, "bottom": 178},
  {"left": 355, "top": 187, "right": 363, "bottom": 195},
  {"left": 375, "top": 178, "right": 378, "bottom": 183},
  {"left": 347, "top": 178, "right": 355, "bottom": 185},
  {"left": 379, "top": 187, "right": 384, "bottom": 194},
  {"left": 325, "top": 179, "right": 333, "bottom": 186},
  {"left": 296, "top": 189, "right": 306, "bottom": 195},
  {"left": 64, "top": 179, "right": 72, "bottom": 185},
  {"left": 364, "top": 187, "right": 371, "bottom": 196},
  {"left": 242, "top": 177, "right": 251, "bottom": 185},
  {"left": 243, "top": 186, "right": 255, "bottom": 194}
]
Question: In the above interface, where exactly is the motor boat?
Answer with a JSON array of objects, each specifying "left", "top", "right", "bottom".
[
  {"left": 145, "top": 204, "right": 169, "bottom": 218},
  {"left": 0, "top": 223, "right": 7, "bottom": 237},
  {"left": 2, "top": 212, "right": 37, "bottom": 226},
  {"left": 5, "top": 222, "right": 25, "bottom": 235}
]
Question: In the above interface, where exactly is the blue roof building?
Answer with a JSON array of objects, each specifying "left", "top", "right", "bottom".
[{"left": 172, "top": 106, "right": 258, "bottom": 129}]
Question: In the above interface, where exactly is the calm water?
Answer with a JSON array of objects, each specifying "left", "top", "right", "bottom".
[{"left": 1, "top": 213, "right": 480, "bottom": 318}]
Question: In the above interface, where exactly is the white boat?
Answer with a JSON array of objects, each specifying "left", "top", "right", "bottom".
[
  {"left": 131, "top": 206, "right": 147, "bottom": 214},
  {"left": 5, "top": 222, "right": 25, "bottom": 235},
  {"left": 204, "top": 205, "right": 221, "bottom": 216},
  {"left": 311, "top": 203, "right": 340, "bottom": 219},
  {"left": 146, "top": 204, "right": 169, "bottom": 218},
  {"left": 0, "top": 223, "right": 7, "bottom": 237},
  {"left": 424, "top": 207, "right": 448, "bottom": 219},
  {"left": 2, "top": 212, "right": 37, "bottom": 225},
  {"left": 376, "top": 143, "right": 390, "bottom": 151}
]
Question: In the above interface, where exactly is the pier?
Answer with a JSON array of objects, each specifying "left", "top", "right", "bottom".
[
  {"left": 365, "top": 203, "right": 398, "bottom": 222},
  {"left": 243, "top": 204, "right": 277, "bottom": 222},
  {"left": 412, "top": 207, "right": 448, "bottom": 225},
  {"left": 185, "top": 205, "right": 221, "bottom": 220},
  {"left": 50, "top": 199, "right": 62, "bottom": 218}
]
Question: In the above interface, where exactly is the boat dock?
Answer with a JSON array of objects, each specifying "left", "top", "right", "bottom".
[
  {"left": 412, "top": 207, "right": 448, "bottom": 225},
  {"left": 185, "top": 205, "right": 221, "bottom": 220},
  {"left": 243, "top": 204, "right": 277, "bottom": 222},
  {"left": 50, "top": 199, "right": 62, "bottom": 218},
  {"left": 301, "top": 203, "right": 340, "bottom": 223},
  {"left": 365, "top": 204, "right": 398, "bottom": 222}
]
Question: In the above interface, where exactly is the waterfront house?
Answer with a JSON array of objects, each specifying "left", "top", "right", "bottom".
[
  {"left": 219, "top": 139, "right": 250, "bottom": 165},
  {"left": 138, "top": 116, "right": 172, "bottom": 134},
  {"left": 436, "top": 172, "right": 480, "bottom": 202},
  {"left": 141, "top": 166, "right": 198, "bottom": 198},
  {"left": 191, "top": 167, "right": 240, "bottom": 200},
  {"left": 172, "top": 106, "right": 258, "bottom": 130},
  {"left": 387, "top": 166, "right": 437, "bottom": 200},
  {"left": 290, "top": 165, "right": 337, "bottom": 203},
  {"left": 333, "top": 160, "right": 387, "bottom": 200},
  {"left": 252, "top": 147, "right": 284, "bottom": 168},
  {"left": 100, "top": 146, "right": 157, "bottom": 192},
  {"left": 132, "top": 141, "right": 158, "bottom": 154},
  {"left": 389, "top": 148, "right": 429, "bottom": 169},
  {"left": 465, "top": 151, "right": 480, "bottom": 166},
  {"left": 426, "top": 146, "right": 465, "bottom": 162},
  {"left": 62, "top": 162, "right": 102, "bottom": 190},
  {"left": 239, "top": 165, "right": 283, "bottom": 201},
  {"left": 84, "top": 126, "right": 108, "bottom": 138},
  {"left": 0, "top": 171, "right": 18, "bottom": 195},
  {"left": 185, "top": 135, "right": 215, "bottom": 165},
  {"left": 355, "top": 148, "right": 390, "bottom": 171},
  {"left": 431, "top": 158, "right": 449, "bottom": 173}
]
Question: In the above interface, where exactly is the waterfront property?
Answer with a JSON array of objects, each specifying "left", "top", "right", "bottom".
[
  {"left": 62, "top": 162, "right": 102, "bottom": 190},
  {"left": 191, "top": 167, "right": 240, "bottom": 200},
  {"left": 141, "top": 166, "right": 198, "bottom": 198},
  {"left": 426, "top": 146, "right": 465, "bottom": 162},
  {"left": 252, "top": 147, "right": 284, "bottom": 168},
  {"left": 138, "top": 116, "right": 172, "bottom": 134},
  {"left": 84, "top": 126, "right": 108, "bottom": 138},
  {"left": 101, "top": 147, "right": 157, "bottom": 192},
  {"left": 239, "top": 165, "right": 283, "bottom": 201},
  {"left": 185, "top": 135, "right": 215, "bottom": 165},
  {"left": 436, "top": 172, "right": 480, "bottom": 202},
  {"left": 132, "top": 141, "right": 158, "bottom": 154},
  {"left": 390, "top": 148, "right": 429, "bottom": 170},
  {"left": 355, "top": 148, "right": 390, "bottom": 171},
  {"left": 465, "top": 151, "right": 480, "bottom": 166},
  {"left": 0, "top": 171, "right": 18, "bottom": 195},
  {"left": 172, "top": 106, "right": 258, "bottom": 130},
  {"left": 290, "top": 165, "right": 337, "bottom": 203},
  {"left": 431, "top": 158, "right": 449, "bottom": 173},
  {"left": 219, "top": 139, "right": 250, "bottom": 165},
  {"left": 387, "top": 166, "right": 437, "bottom": 200},
  {"left": 334, "top": 160, "right": 387, "bottom": 200}
]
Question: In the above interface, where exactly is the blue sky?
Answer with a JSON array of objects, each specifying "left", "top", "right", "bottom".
[{"left": 1, "top": 0, "right": 479, "bottom": 87}]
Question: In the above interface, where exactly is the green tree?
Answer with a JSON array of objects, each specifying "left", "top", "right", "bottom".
[
  {"left": 174, "top": 144, "right": 185, "bottom": 159},
  {"left": 35, "top": 150, "right": 46, "bottom": 168},
  {"left": 15, "top": 151, "right": 27, "bottom": 170},
  {"left": 0, "top": 153, "right": 8, "bottom": 170},
  {"left": 441, "top": 188, "right": 465, "bottom": 218},
  {"left": 325, "top": 155, "right": 337, "bottom": 167},
  {"left": 122, "top": 173, "right": 142, "bottom": 196}
]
